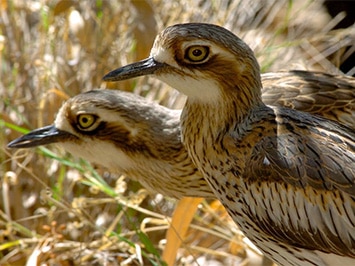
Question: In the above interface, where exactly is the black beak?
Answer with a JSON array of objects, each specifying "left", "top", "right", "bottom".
[
  {"left": 102, "top": 57, "right": 166, "bottom": 82},
  {"left": 7, "top": 125, "right": 73, "bottom": 149}
]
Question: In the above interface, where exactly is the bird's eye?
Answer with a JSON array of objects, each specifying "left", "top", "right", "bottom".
[
  {"left": 185, "top": 46, "right": 209, "bottom": 62},
  {"left": 77, "top": 114, "right": 97, "bottom": 130}
]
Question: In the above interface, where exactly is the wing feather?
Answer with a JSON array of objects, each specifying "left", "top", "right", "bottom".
[
  {"left": 239, "top": 106, "right": 355, "bottom": 255},
  {"left": 253, "top": 107, "right": 355, "bottom": 195}
]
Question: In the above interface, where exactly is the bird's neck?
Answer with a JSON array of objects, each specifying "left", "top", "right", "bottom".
[
  {"left": 183, "top": 82, "right": 264, "bottom": 138},
  {"left": 180, "top": 81, "right": 264, "bottom": 179}
]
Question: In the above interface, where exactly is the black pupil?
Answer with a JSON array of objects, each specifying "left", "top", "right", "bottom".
[
  {"left": 82, "top": 117, "right": 88, "bottom": 123},
  {"left": 192, "top": 49, "right": 202, "bottom": 57}
]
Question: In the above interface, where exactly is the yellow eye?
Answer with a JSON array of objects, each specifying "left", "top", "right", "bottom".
[
  {"left": 185, "top": 46, "right": 209, "bottom": 62},
  {"left": 77, "top": 114, "right": 96, "bottom": 130}
]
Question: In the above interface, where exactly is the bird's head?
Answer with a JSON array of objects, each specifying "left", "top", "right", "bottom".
[
  {"left": 103, "top": 23, "right": 262, "bottom": 104},
  {"left": 7, "top": 89, "right": 180, "bottom": 170}
]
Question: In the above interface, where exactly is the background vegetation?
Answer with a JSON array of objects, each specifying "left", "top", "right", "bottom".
[{"left": 1, "top": 0, "right": 353, "bottom": 265}]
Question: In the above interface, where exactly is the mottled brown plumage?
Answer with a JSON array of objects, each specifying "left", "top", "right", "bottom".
[
  {"left": 261, "top": 71, "right": 355, "bottom": 128},
  {"left": 102, "top": 23, "right": 355, "bottom": 265}
]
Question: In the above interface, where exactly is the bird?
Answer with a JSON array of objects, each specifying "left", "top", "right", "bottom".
[
  {"left": 102, "top": 23, "right": 355, "bottom": 266},
  {"left": 8, "top": 70, "right": 355, "bottom": 199},
  {"left": 7, "top": 89, "right": 210, "bottom": 199}
]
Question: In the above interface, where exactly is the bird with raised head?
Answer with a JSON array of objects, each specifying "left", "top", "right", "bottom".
[{"left": 102, "top": 23, "right": 355, "bottom": 266}]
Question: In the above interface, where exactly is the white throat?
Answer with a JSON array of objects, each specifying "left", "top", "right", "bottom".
[{"left": 157, "top": 73, "right": 221, "bottom": 103}]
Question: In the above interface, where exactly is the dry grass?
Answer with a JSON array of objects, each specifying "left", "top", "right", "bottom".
[{"left": 1, "top": 0, "right": 353, "bottom": 265}]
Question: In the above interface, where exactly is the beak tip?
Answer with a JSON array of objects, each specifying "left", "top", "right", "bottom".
[
  {"left": 102, "top": 57, "right": 163, "bottom": 82},
  {"left": 102, "top": 72, "right": 117, "bottom": 82},
  {"left": 7, "top": 142, "right": 15, "bottom": 148},
  {"left": 7, "top": 137, "right": 35, "bottom": 149},
  {"left": 6, "top": 125, "right": 68, "bottom": 149},
  {"left": 102, "top": 67, "right": 128, "bottom": 82},
  {"left": 7, "top": 139, "right": 30, "bottom": 149}
]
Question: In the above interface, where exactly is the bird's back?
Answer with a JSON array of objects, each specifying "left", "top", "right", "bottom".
[{"left": 261, "top": 70, "right": 355, "bottom": 128}]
